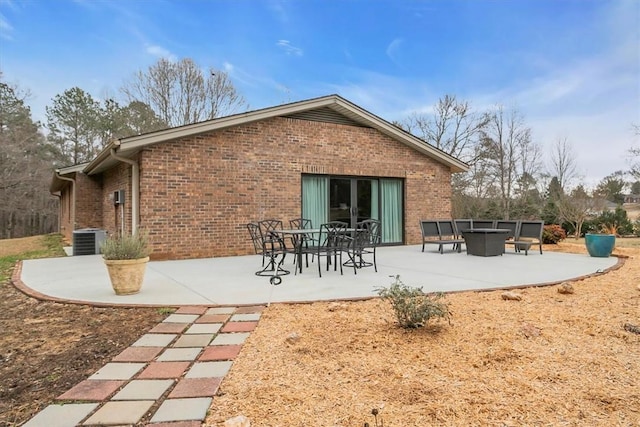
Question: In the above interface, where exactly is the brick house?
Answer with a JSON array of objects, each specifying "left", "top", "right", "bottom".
[{"left": 50, "top": 95, "right": 468, "bottom": 260}]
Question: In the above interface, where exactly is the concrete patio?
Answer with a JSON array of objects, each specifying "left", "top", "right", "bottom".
[{"left": 18, "top": 245, "right": 619, "bottom": 307}]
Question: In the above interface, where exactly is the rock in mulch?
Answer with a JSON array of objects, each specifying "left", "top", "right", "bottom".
[
  {"left": 521, "top": 322, "right": 542, "bottom": 338},
  {"left": 501, "top": 291, "right": 523, "bottom": 301},
  {"left": 327, "top": 301, "right": 348, "bottom": 311},
  {"left": 285, "top": 332, "right": 301, "bottom": 344},
  {"left": 557, "top": 282, "right": 575, "bottom": 294},
  {"left": 623, "top": 323, "right": 640, "bottom": 335},
  {"left": 224, "top": 415, "right": 250, "bottom": 427}
]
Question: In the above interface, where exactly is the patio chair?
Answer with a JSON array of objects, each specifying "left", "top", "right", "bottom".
[
  {"left": 420, "top": 220, "right": 464, "bottom": 254},
  {"left": 258, "top": 219, "right": 296, "bottom": 260},
  {"left": 249, "top": 221, "right": 290, "bottom": 276},
  {"left": 453, "top": 219, "right": 472, "bottom": 251},
  {"left": 344, "top": 219, "right": 380, "bottom": 273},
  {"left": 454, "top": 219, "right": 473, "bottom": 235},
  {"left": 304, "top": 221, "right": 349, "bottom": 277},
  {"left": 246, "top": 222, "right": 266, "bottom": 266},
  {"left": 495, "top": 220, "right": 519, "bottom": 253},
  {"left": 289, "top": 218, "right": 314, "bottom": 267},
  {"left": 472, "top": 219, "right": 496, "bottom": 229},
  {"left": 506, "top": 220, "right": 544, "bottom": 255}
]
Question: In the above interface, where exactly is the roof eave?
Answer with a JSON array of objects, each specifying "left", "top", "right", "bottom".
[{"left": 49, "top": 163, "right": 89, "bottom": 193}]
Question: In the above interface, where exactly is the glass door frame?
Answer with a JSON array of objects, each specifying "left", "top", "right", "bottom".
[{"left": 302, "top": 174, "right": 404, "bottom": 245}]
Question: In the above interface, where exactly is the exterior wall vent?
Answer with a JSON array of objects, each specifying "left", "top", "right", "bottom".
[{"left": 72, "top": 228, "right": 107, "bottom": 256}]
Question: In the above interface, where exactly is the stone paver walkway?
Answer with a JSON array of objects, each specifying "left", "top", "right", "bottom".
[{"left": 22, "top": 305, "right": 265, "bottom": 427}]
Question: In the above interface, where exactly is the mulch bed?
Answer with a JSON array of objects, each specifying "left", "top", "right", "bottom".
[
  {"left": 206, "top": 244, "right": 640, "bottom": 426},
  {"left": 0, "top": 272, "right": 166, "bottom": 426}
]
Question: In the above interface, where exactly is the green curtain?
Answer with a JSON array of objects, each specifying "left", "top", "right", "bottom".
[
  {"left": 302, "top": 175, "right": 329, "bottom": 228},
  {"left": 370, "top": 179, "right": 379, "bottom": 220},
  {"left": 380, "top": 179, "right": 402, "bottom": 243}
]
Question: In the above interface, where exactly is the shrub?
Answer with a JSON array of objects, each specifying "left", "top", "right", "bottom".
[
  {"left": 376, "top": 276, "right": 451, "bottom": 329},
  {"left": 594, "top": 208, "right": 634, "bottom": 236},
  {"left": 100, "top": 232, "right": 150, "bottom": 260},
  {"left": 542, "top": 224, "right": 566, "bottom": 244}
]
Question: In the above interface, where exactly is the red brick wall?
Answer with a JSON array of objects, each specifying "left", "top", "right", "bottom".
[
  {"left": 102, "top": 163, "right": 133, "bottom": 237},
  {"left": 58, "top": 184, "right": 72, "bottom": 242},
  {"left": 58, "top": 172, "right": 103, "bottom": 242},
  {"left": 75, "top": 173, "right": 103, "bottom": 230},
  {"left": 136, "top": 117, "right": 452, "bottom": 260}
]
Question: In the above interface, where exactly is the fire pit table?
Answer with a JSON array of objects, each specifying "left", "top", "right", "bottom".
[{"left": 461, "top": 228, "right": 510, "bottom": 257}]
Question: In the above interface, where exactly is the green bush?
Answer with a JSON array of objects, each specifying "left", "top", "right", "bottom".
[
  {"left": 594, "top": 208, "right": 634, "bottom": 236},
  {"left": 376, "top": 276, "right": 451, "bottom": 329},
  {"left": 100, "top": 232, "right": 150, "bottom": 260},
  {"left": 542, "top": 224, "right": 566, "bottom": 244}
]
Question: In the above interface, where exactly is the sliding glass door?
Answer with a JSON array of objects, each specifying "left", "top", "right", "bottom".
[{"left": 302, "top": 175, "right": 403, "bottom": 244}]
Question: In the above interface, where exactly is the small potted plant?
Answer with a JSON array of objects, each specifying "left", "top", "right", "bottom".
[
  {"left": 584, "top": 223, "right": 617, "bottom": 258},
  {"left": 100, "top": 231, "right": 150, "bottom": 295}
]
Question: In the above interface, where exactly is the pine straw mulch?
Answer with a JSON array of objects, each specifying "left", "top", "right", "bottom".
[{"left": 206, "top": 243, "right": 640, "bottom": 427}]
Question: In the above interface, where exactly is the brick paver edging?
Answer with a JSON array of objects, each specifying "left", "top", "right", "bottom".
[{"left": 22, "top": 305, "right": 265, "bottom": 427}]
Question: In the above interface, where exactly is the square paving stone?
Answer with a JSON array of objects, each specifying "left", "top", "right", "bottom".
[
  {"left": 157, "top": 347, "right": 202, "bottom": 362},
  {"left": 138, "top": 361, "right": 191, "bottom": 379},
  {"left": 22, "top": 403, "right": 98, "bottom": 427},
  {"left": 112, "top": 346, "right": 164, "bottom": 362},
  {"left": 234, "top": 305, "right": 266, "bottom": 314},
  {"left": 210, "top": 332, "right": 250, "bottom": 346},
  {"left": 169, "top": 377, "right": 221, "bottom": 398},
  {"left": 112, "top": 379, "right": 174, "bottom": 400},
  {"left": 221, "top": 321, "right": 257, "bottom": 333},
  {"left": 150, "top": 397, "right": 212, "bottom": 423},
  {"left": 57, "top": 380, "right": 124, "bottom": 401},
  {"left": 185, "top": 323, "right": 221, "bottom": 334},
  {"left": 185, "top": 361, "right": 233, "bottom": 378},
  {"left": 175, "top": 306, "right": 208, "bottom": 315},
  {"left": 163, "top": 314, "right": 199, "bottom": 323},
  {"left": 195, "top": 314, "right": 230, "bottom": 323},
  {"left": 199, "top": 345, "right": 242, "bottom": 361},
  {"left": 149, "top": 322, "right": 188, "bottom": 334},
  {"left": 132, "top": 333, "right": 177, "bottom": 347},
  {"left": 83, "top": 400, "right": 155, "bottom": 425},
  {"left": 230, "top": 313, "right": 262, "bottom": 322},
  {"left": 205, "top": 307, "right": 236, "bottom": 314},
  {"left": 173, "top": 334, "right": 214, "bottom": 347},
  {"left": 89, "top": 363, "right": 145, "bottom": 380}
]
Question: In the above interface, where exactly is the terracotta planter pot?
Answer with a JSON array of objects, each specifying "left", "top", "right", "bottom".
[
  {"left": 584, "top": 234, "right": 615, "bottom": 258},
  {"left": 104, "top": 257, "right": 149, "bottom": 295}
]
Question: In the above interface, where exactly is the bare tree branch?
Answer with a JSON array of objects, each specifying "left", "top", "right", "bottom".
[{"left": 121, "top": 58, "right": 248, "bottom": 127}]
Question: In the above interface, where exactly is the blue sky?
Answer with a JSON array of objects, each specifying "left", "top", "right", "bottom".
[{"left": 1, "top": 0, "right": 638, "bottom": 186}]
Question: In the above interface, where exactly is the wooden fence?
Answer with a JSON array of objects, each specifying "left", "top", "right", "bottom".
[{"left": 0, "top": 210, "right": 58, "bottom": 239}]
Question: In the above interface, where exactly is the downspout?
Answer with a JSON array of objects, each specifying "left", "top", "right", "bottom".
[
  {"left": 109, "top": 144, "right": 140, "bottom": 235},
  {"left": 54, "top": 171, "right": 76, "bottom": 233}
]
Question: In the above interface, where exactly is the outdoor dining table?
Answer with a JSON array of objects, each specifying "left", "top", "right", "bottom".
[
  {"left": 276, "top": 228, "right": 359, "bottom": 274},
  {"left": 461, "top": 228, "right": 511, "bottom": 257},
  {"left": 276, "top": 229, "right": 321, "bottom": 274}
]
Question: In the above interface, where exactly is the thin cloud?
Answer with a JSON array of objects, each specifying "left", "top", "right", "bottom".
[
  {"left": 268, "top": 0, "right": 288, "bottom": 24},
  {"left": 145, "top": 44, "right": 177, "bottom": 61},
  {"left": 386, "top": 38, "right": 403, "bottom": 64},
  {"left": 276, "top": 40, "right": 303, "bottom": 56},
  {"left": 0, "top": 13, "right": 13, "bottom": 40}
]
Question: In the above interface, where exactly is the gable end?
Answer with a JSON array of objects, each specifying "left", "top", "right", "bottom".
[{"left": 283, "top": 106, "right": 369, "bottom": 128}]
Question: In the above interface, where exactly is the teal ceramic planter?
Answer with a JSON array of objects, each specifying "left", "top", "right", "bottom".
[{"left": 584, "top": 233, "right": 616, "bottom": 257}]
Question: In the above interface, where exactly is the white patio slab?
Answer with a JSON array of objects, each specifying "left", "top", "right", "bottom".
[{"left": 19, "top": 245, "right": 618, "bottom": 307}]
